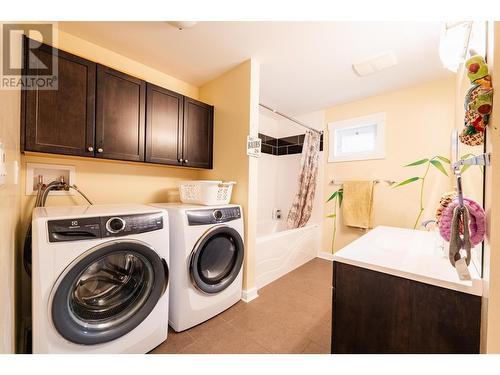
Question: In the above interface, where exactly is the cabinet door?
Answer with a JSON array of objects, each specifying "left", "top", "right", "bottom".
[
  {"left": 332, "top": 262, "right": 411, "bottom": 353},
  {"left": 96, "top": 65, "right": 146, "bottom": 162},
  {"left": 409, "top": 281, "right": 481, "bottom": 353},
  {"left": 23, "top": 41, "right": 96, "bottom": 157},
  {"left": 145, "top": 83, "right": 183, "bottom": 165},
  {"left": 182, "top": 97, "right": 213, "bottom": 169}
]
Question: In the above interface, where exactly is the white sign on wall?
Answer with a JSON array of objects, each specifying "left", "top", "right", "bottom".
[{"left": 247, "top": 135, "right": 261, "bottom": 158}]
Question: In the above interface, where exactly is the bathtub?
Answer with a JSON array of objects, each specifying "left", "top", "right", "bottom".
[{"left": 255, "top": 219, "right": 321, "bottom": 289}]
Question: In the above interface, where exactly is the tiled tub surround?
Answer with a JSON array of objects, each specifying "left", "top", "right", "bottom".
[{"left": 258, "top": 133, "right": 324, "bottom": 156}]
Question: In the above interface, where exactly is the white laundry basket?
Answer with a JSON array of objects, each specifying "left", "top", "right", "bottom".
[{"left": 179, "top": 180, "right": 236, "bottom": 205}]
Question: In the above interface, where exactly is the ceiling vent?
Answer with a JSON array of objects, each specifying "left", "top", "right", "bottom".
[{"left": 352, "top": 51, "right": 398, "bottom": 77}]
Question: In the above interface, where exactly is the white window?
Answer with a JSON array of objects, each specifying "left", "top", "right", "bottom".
[{"left": 328, "top": 112, "right": 386, "bottom": 162}]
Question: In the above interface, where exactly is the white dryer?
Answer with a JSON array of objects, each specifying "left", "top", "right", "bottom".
[
  {"left": 32, "top": 204, "right": 169, "bottom": 353},
  {"left": 149, "top": 203, "right": 244, "bottom": 332}
]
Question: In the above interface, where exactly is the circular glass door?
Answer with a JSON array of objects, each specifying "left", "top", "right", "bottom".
[
  {"left": 190, "top": 226, "right": 244, "bottom": 294},
  {"left": 51, "top": 240, "right": 168, "bottom": 345}
]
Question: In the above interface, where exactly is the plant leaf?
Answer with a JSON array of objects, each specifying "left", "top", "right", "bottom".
[
  {"left": 436, "top": 156, "right": 451, "bottom": 164},
  {"left": 430, "top": 159, "right": 449, "bottom": 176},
  {"left": 393, "top": 177, "right": 420, "bottom": 188},
  {"left": 338, "top": 190, "right": 343, "bottom": 207},
  {"left": 404, "top": 158, "right": 429, "bottom": 167},
  {"left": 460, "top": 153, "right": 475, "bottom": 160},
  {"left": 326, "top": 214, "right": 336, "bottom": 218},
  {"left": 461, "top": 164, "right": 472, "bottom": 174},
  {"left": 459, "top": 154, "right": 475, "bottom": 174},
  {"left": 326, "top": 191, "right": 338, "bottom": 203}
]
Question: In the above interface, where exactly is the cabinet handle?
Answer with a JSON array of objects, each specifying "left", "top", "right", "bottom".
[
  {"left": 87, "top": 146, "right": 94, "bottom": 152},
  {"left": 97, "top": 148, "right": 104, "bottom": 153},
  {"left": 184, "top": 160, "right": 189, "bottom": 164},
  {"left": 178, "top": 158, "right": 183, "bottom": 163}
]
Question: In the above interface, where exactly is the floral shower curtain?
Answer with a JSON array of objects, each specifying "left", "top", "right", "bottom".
[{"left": 286, "top": 130, "right": 321, "bottom": 229}]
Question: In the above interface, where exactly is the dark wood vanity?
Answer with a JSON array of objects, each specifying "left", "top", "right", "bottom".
[
  {"left": 331, "top": 261, "right": 482, "bottom": 354},
  {"left": 21, "top": 38, "right": 214, "bottom": 169}
]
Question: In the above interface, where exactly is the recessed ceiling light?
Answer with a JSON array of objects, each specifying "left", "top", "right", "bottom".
[
  {"left": 166, "top": 21, "right": 198, "bottom": 30},
  {"left": 352, "top": 51, "right": 398, "bottom": 77}
]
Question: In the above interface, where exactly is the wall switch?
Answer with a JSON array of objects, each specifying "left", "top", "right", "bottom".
[{"left": 0, "top": 141, "right": 6, "bottom": 187}]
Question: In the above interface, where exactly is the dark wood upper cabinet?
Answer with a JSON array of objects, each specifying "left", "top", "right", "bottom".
[
  {"left": 182, "top": 97, "right": 213, "bottom": 169},
  {"left": 96, "top": 65, "right": 146, "bottom": 162},
  {"left": 145, "top": 83, "right": 184, "bottom": 166},
  {"left": 23, "top": 42, "right": 96, "bottom": 157},
  {"left": 21, "top": 41, "right": 214, "bottom": 169}
]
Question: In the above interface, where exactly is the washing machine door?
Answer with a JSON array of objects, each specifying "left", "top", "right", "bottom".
[
  {"left": 50, "top": 240, "right": 168, "bottom": 345},
  {"left": 189, "top": 226, "right": 244, "bottom": 294}
]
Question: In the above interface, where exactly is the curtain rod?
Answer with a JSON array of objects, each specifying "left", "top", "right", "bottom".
[{"left": 259, "top": 103, "right": 323, "bottom": 135}]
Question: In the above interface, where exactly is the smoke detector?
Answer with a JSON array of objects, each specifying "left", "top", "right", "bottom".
[
  {"left": 352, "top": 51, "right": 398, "bottom": 77},
  {"left": 166, "top": 21, "right": 198, "bottom": 30}
]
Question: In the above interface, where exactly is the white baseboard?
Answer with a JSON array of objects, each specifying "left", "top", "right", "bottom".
[
  {"left": 317, "top": 251, "right": 334, "bottom": 261},
  {"left": 241, "top": 287, "right": 259, "bottom": 303}
]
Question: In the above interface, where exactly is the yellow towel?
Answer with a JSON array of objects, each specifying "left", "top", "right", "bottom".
[{"left": 342, "top": 180, "right": 375, "bottom": 229}]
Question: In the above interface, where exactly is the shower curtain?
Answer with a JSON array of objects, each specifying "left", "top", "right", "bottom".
[{"left": 286, "top": 130, "right": 321, "bottom": 229}]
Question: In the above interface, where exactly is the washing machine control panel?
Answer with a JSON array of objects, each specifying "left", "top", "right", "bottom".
[
  {"left": 187, "top": 207, "right": 241, "bottom": 226},
  {"left": 48, "top": 212, "right": 164, "bottom": 242},
  {"left": 101, "top": 213, "right": 163, "bottom": 237}
]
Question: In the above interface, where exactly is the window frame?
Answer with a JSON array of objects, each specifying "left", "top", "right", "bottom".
[{"left": 327, "top": 112, "right": 386, "bottom": 163}]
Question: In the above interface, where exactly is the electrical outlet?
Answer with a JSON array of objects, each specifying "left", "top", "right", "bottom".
[{"left": 0, "top": 141, "right": 6, "bottom": 187}]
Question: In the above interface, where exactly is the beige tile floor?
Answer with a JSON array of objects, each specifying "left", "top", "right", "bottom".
[{"left": 151, "top": 258, "right": 332, "bottom": 354}]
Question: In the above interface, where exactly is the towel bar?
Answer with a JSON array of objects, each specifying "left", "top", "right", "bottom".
[{"left": 329, "top": 179, "right": 396, "bottom": 186}]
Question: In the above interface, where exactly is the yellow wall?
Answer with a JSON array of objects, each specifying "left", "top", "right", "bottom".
[
  {"left": 0, "top": 24, "right": 22, "bottom": 353},
  {"left": 482, "top": 21, "right": 500, "bottom": 354},
  {"left": 0, "top": 88, "right": 21, "bottom": 354},
  {"left": 54, "top": 28, "right": 199, "bottom": 99},
  {"left": 199, "top": 59, "right": 260, "bottom": 293},
  {"left": 322, "top": 78, "right": 456, "bottom": 253},
  {"left": 20, "top": 154, "right": 202, "bottom": 224}
]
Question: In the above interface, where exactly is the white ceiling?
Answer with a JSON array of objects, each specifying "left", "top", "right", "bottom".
[{"left": 59, "top": 21, "right": 452, "bottom": 115}]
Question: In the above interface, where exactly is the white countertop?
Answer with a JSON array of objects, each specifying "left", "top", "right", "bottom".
[{"left": 333, "top": 226, "right": 483, "bottom": 296}]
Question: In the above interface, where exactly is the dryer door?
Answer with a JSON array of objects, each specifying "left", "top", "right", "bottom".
[
  {"left": 189, "top": 226, "right": 244, "bottom": 294},
  {"left": 50, "top": 240, "right": 168, "bottom": 345}
]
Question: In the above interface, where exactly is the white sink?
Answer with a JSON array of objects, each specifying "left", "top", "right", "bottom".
[{"left": 333, "top": 225, "right": 483, "bottom": 296}]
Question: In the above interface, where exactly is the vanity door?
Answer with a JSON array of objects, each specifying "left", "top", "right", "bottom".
[
  {"left": 408, "top": 281, "right": 481, "bottom": 353},
  {"left": 332, "top": 262, "right": 411, "bottom": 354},
  {"left": 331, "top": 261, "right": 481, "bottom": 354}
]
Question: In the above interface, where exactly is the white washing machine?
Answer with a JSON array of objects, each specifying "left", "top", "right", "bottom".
[
  {"left": 32, "top": 204, "right": 170, "bottom": 353},
  {"left": 149, "top": 203, "right": 244, "bottom": 332}
]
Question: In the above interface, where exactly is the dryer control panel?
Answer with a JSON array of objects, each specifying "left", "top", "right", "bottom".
[
  {"left": 47, "top": 212, "right": 163, "bottom": 242},
  {"left": 187, "top": 207, "right": 241, "bottom": 226}
]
